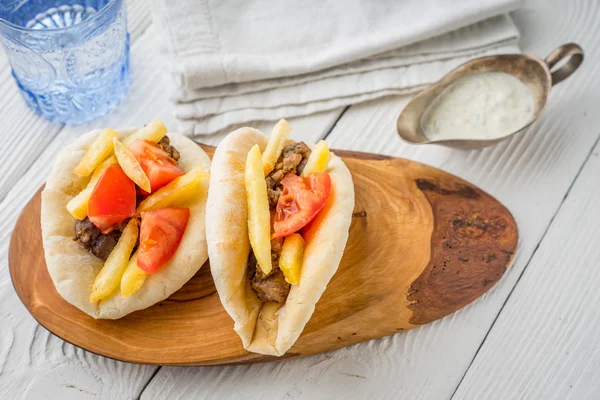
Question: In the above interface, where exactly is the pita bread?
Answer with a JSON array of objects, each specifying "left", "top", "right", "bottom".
[
  {"left": 206, "top": 128, "right": 355, "bottom": 355},
  {"left": 41, "top": 129, "right": 211, "bottom": 319}
]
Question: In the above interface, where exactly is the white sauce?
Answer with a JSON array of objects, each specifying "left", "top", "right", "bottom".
[{"left": 421, "top": 72, "right": 535, "bottom": 141}]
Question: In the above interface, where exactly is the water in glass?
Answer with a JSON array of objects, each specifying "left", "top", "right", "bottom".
[{"left": 0, "top": 0, "right": 130, "bottom": 124}]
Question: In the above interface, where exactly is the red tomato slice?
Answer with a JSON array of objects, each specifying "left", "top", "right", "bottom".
[
  {"left": 129, "top": 139, "right": 184, "bottom": 192},
  {"left": 137, "top": 208, "right": 190, "bottom": 273},
  {"left": 88, "top": 164, "right": 136, "bottom": 233},
  {"left": 272, "top": 172, "right": 331, "bottom": 239}
]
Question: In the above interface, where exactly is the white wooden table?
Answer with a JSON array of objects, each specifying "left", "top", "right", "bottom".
[{"left": 1, "top": 0, "right": 599, "bottom": 399}]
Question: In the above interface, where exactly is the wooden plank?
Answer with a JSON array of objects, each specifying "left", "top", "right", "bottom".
[
  {"left": 0, "top": 24, "right": 344, "bottom": 400},
  {"left": 0, "top": 67, "right": 63, "bottom": 201},
  {"left": 453, "top": 138, "right": 600, "bottom": 400},
  {"left": 141, "top": 0, "right": 600, "bottom": 399},
  {"left": 0, "top": 12, "right": 161, "bottom": 399},
  {"left": 127, "top": 0, "right": 153, "bottom": 39},
  {"left": 0, "top": 0, "right": 151, "bottom": 202}
]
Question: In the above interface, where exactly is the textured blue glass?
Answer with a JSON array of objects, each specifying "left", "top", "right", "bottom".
[{"left": 0, "top": 0, "right": 130, "bottom": 124}]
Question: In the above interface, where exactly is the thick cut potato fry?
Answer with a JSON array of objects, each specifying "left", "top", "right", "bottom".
[
  {"left": 262, "top": 119, "right": 291, "bottom": 176},
  {"left": 113, "top": 138, "right": 151, "bottom": 193},
  {"left": 90, "top": 219, "right": 139, "bottom": 302},
  {"left": 120, "top": 252, "right": 148, "bottom": 297},
  {"left": 301, "top": 140, "right": 330, "bottom": 176},
  {"left": 245, "top": 145, "right": 272, "bottom": 274},
  {"left": 73, "top": 128, "right": 119, "bottom": 177},
  {"left": 67, "top": 156, "right": 117, "bottom": 220},
  {"left": 279, "top": 233, "right": 305, "bottom": 285},
  {"left": 136, "top": 166, "right": 209, "bottom": 213},
  {"left": 123, "top": 120, "right": 167, "bottom": 146}
]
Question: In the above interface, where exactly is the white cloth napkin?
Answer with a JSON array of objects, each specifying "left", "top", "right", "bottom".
[{"left": 151, "top": 0, "right": 523, "bottom": 135}]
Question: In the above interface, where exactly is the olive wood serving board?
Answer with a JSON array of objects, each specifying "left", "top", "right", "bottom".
[{"left": 9, "top": 144, "right": 517, "bottom": 365}]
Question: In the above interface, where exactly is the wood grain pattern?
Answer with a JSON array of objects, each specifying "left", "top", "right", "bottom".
[
  {"left": 452, "top": 124, "right": 600, "bottom": 400},
  {"left": 408, "top": 179, "right": 516, "bottom": 324},
  {"left": 9, "top": 146, "right": 516, "bottom": 365}
]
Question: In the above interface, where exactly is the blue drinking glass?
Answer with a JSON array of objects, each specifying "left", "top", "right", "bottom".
[{"left": 0, "top": 0, "right": 130, "bottom": 124}]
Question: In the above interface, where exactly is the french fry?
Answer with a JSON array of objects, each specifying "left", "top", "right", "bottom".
[
  {"left": 301, "top": 140, "right": 330, "bottom": 176},
  {"left": 113, "top": 138, "right": 151, "bottom": 193},
  {"left": 245, "top": 145, "right": 272, "bottom": 274},
  {"left": 67, "top": 156, "right": 117, "bottom": 220},
  {"left": 120, "top": 252, "right": 148, "bottom": 297},
  {"left": 262, "top": 119, "right": 291, "bottom": 176},
  {"left": 136, "top": 166, "right": 209, "bottom": 213},
  {"left": 90, "top": 219, "right": 139, "bottom": 302},
  {"left": 123, "top": 119, "right": 167, "bottom": 146},
  {"left": 73, "top": 128, "right": 119, "bottom": 177},
  {"left": 279, "top": 233, "right": 305, "bottom": 285}
]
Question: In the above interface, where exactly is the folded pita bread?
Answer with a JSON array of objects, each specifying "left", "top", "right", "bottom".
[
  {"left": 206, "top": 128, "right": 355, "bottom": 355},
  {"left": 41, "top": 129, "right": 211, "bottom": 319}
]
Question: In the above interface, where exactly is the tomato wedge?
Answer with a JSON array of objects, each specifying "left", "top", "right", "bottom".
[
  {"left": 272, "top": 172, "right": 331, "bottom": 239},
  {"left": 137, "top": 208, "right": 190, "bottom": 273},
  {"left": 88, "top": 164, "right": 136, "bottom": 233},
  {"left": 129, "top": 139, "right": 184, "bottom": 192}
]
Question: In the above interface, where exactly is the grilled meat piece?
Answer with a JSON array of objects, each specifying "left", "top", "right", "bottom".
[
  {"left": 265, "top": 142, "right": 311, "bottom": 208},
  {"left": 158, "top": 135, "right": 181, "bottom": 161},
  {"left": 251, "top": 268, "right": 290, "bottom": 303},
  {"left": 247, "top": 237, "right": 290, "bottom": 303},
  {"left": 74, "top": 217, "right": 126, "bottom": 261}
]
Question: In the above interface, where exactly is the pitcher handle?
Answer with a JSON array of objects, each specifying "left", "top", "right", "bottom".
[{"left": 544, "top": 43, "right": 584, "bottom": 86}]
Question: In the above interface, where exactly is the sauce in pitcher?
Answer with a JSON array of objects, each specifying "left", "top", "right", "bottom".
[{"left": 421, "top": 72, "right": 535, "bottom": 141}]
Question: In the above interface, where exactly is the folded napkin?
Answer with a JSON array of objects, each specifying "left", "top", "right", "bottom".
[{"left": 151, "top": 0, "right": 523, "bottom": 135}]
